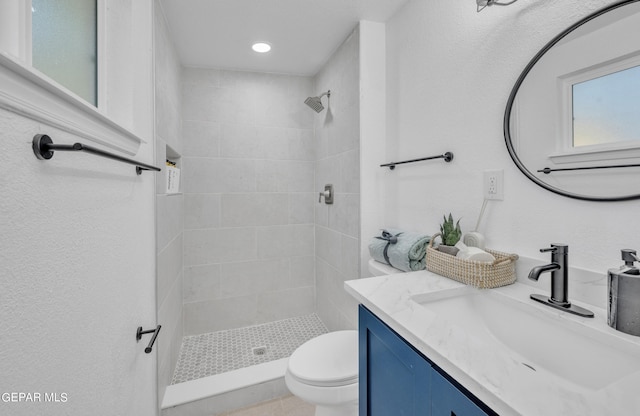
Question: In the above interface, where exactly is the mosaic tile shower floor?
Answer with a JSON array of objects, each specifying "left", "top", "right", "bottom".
[{"left": 171, "top": 314, "right": 328, "bottom": 384}]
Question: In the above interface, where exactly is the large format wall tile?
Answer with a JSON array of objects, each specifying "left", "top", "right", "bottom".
[
  {"left": 183, "top": 158, "right": 256, "bottom": 194},
  {"left": 257, "top": 286, "right": 315, "bottom": 322},
  {"left": 183, "top": 263, "right": 221, "bottom": 304},
  {"left": 181, "top": 69, "right": 316, "bottom": 334},
  {"left": 155, "top": 4, "right": 184, "bottom": 406},
  {"left": 184, "top": 295, "right": 259, "bottom": 335},
  {"left": 313, "top": 26, "right": 361, "bottom": 332},
  {"left": 157, "top": 233, "right": 183, "bottom": 306},
  {"left": 256, "top": 160, "right": 314, "bottom": 193},
  {"left": 219, "top": 259, "right": 290, "bottom": 298},
  {"left": 221, "top": 194, "right": 289, "bottom": 227},
  {"left": 182, "top": 120, "right": 221, "bottom": 158},
  {"left": 257, "top": 224, "right": 315, "bottom": 259},
  {"left": 183, "top": 227, "right": 257, "bottom": 266},
  {"left": 184, "top": 193, "right": 221, "bottom": 230},
  {"left": 288, "top": 193, "right": 315, "bottom": 224},
  {"left": 157, "top": 194, "right": 184, "bottom": 252}
]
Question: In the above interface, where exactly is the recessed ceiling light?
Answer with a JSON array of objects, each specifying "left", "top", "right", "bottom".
[{"left": 252, "top": 42, "right": 271, "bottom": 53}]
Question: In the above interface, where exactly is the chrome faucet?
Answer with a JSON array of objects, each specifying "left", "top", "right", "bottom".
[{"left": 528, "top": 244, "right": 594, "bottom": 317}]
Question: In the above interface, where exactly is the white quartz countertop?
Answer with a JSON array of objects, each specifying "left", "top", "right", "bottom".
[{"left": 345, "top": 270, "right": 640, "bottom": 416}]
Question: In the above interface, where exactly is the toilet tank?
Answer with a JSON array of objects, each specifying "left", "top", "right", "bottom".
[{"left": 368, "top": 259, "right": 403, "bottom": 276}]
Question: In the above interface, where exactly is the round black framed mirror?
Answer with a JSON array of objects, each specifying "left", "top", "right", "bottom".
[{"left": 504, "top": 0, "right": 640, "bottom": 201}]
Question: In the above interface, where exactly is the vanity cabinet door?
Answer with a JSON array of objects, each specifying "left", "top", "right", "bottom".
[
  {"left": 431, "top": 370, "right": 489, "bottom": 416},
  {"left": 359, "top": 305, "right": 433, "bottom": 416}
]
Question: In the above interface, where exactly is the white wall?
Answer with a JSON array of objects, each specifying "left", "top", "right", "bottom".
[
  {"left": 314, "top": 26, "right": 361, "bottom": 331},
  {"left": 359, "top": 21, "right": 387, "bottom": 278},
  {"left": 0, "top": 1, "right": 157, "bottom": 415},
  {"left": 383, "top": 0, "right": 638, "bottom": 274},
  {"left": 180, "top": 68, "right": 316, "bottom": 335}
]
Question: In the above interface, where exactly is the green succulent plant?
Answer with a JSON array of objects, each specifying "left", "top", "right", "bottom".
[{"left": 440, "top": 213, "right": 462, "bottom": 246}]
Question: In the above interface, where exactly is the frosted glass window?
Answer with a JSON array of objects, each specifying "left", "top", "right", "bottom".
[
  {"left": 32, "top": 0, "right": 97, "bottom": 105},
  {"left": 572, "top": 64, "right": 640, "bottom": 147}
]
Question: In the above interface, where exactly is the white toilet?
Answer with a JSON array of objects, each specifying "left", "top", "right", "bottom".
[
  {"left": 367, "top": 258, "right": 403, "bottom": 276},
  {"left": 285, "top": 330, "right": 359, "bottom": 416},
  {"left": 285, "top": 260, "right": 401, "bottom": 415}
]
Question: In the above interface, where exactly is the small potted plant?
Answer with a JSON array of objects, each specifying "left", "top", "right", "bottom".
[{"left": 438, "top": 213, "right": 462, "bottom": 255}]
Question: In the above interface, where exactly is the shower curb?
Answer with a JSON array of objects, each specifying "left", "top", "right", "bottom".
[{"left": 161, "top": 358, "right": 289, "bottom": 415}]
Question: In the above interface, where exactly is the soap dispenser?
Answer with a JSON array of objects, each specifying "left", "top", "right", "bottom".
[{"left": 608, "top": 249, "right": 640, "bottom": 336}]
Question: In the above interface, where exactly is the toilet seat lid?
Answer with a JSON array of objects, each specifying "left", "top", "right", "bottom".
[{"left": 288, "top": 330, "right": 358, "bottom": 387}]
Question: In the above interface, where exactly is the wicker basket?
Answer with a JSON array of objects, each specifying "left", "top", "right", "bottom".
[{"left": 426, "top": 233, "right": 518, "bottom": 289}]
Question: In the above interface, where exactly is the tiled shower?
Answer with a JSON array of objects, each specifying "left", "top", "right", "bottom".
[
  {"left": 180, "top": 67, "right": 317, "bottom": 334},
  {"left": 155, "top": 4, "right": 361, "bottom": 411}
]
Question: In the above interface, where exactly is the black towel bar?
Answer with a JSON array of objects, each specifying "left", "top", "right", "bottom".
[
  {"left": 538, "top": 163, "right": 640, "bottom": 174},
  {"left": 380, "top": 152, "right": 454, "bottom": 170},
  {"left": 32, "top": 134, "right": 161, "bottom": 175}
]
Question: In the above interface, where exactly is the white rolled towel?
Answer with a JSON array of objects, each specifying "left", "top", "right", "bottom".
[{"left": 455, "top": 241, "right": 495, "bottom": 263}]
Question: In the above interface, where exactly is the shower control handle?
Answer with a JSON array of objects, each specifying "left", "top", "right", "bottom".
[{"left": 318, "top": 184, "right": 333, "bottom": 204}]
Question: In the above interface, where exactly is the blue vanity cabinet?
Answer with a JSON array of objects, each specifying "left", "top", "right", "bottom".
[
  {"left": 359, "top": 305, "right": 495, "bottom": 416},
  {"left": 359, "top": 305, "right": 432, "bottom": 415}
]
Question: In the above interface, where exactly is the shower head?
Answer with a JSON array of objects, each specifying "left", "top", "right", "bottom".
[{"left": 304, "top": 90, "right": 330, "bottom": 113}]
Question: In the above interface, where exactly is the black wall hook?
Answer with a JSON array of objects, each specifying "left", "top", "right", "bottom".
[{"left": 137, "top": 325, "right": 161, "bottom": 354}]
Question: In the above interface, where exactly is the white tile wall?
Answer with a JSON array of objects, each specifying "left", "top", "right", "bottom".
[
  {"left": 182, "top": 120, "right": 221, "bottom": 158},
  {"left": 182, "top": 256, "right": 316, "bottom": 335},
  {"left": 257, "top": 286, "right": 316, "bottom": 322},
  {"left": 157, "top": 233, "right": 184, "bottom": 305},
  {"left": 219, "top": 259, "right": 290, "bottom": 298},
  {"left": 340, "top": 149, "right": 360, "bottom": 194},
  {"left": 220, "top": 194, "right": 289, "bottom": 227},
  {"left": 289, "top": 256, "right": 316, "bottom": 288},
  {"left": 155, "top": 1, "right": 184, "bottom": 407},
  {"left": 257, "top": 225, "right": 315, "bottom": 259},
  {"left": 328, "top": 193, "right": 360, "bottom": 238},
  {"left": 184, "top": 193, "right": 221, "bottom": 230},
  {"left": 183, "top": 227, "right": 257, "bottom": 265},
  {"left": 181, "top": 68, "right": 317, "bottom": 334},
  {"left": 183, "top": 295, "right": 259, "bottom": 336},
  {"left": 339, "top": 235, "right": 360, "bottom": 278},
  {"left": 288, "top": 193, "right": 315, "bottom": 224},
  {"left": 316, "top": 226, "right": 342, "bottom": 269},
  {"left": 157, "top": 193, "right": 184, "bottom": 250},
  {"left": 183, "top": 158, "right": 256, "bottom": 194},
  {"left": 155, "top": 4, "right": 183, "bottom": 155},
  {"left": 255, "top": 160, "right": 314, "bottom": 193},
  {"left": 313, "top": 25, "right": 361, "bottom": 332},
  {"left": 183, "top": 264, "right": 221, "bottom": 304}
]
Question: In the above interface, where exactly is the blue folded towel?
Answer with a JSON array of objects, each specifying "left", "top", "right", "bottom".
[{"left": 368, "top": 229, "right": 431, "bottom": 272}]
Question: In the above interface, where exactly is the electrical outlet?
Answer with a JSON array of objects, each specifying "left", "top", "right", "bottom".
[{"left": 484, "top": 169, "right": 504, "bottom": 200}]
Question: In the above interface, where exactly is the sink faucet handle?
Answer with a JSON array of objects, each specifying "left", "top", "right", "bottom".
[
  {"left": 540, "top": 244, "right": 568, "bottom": 255},
  {"left": 621, "top": 249, "right": 640, "bottom": 265}
]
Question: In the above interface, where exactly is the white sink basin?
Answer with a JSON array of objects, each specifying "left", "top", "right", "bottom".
[{"left": 411, "top": 287, "right": 640, "bottom": 390}]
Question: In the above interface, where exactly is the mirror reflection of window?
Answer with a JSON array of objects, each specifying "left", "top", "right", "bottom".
[
  {"left": 572, "top": 64, "right": 640, "bottom": 147},
  {"left": 32, "top": 0, "right": 97, "bottom": 105}
]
